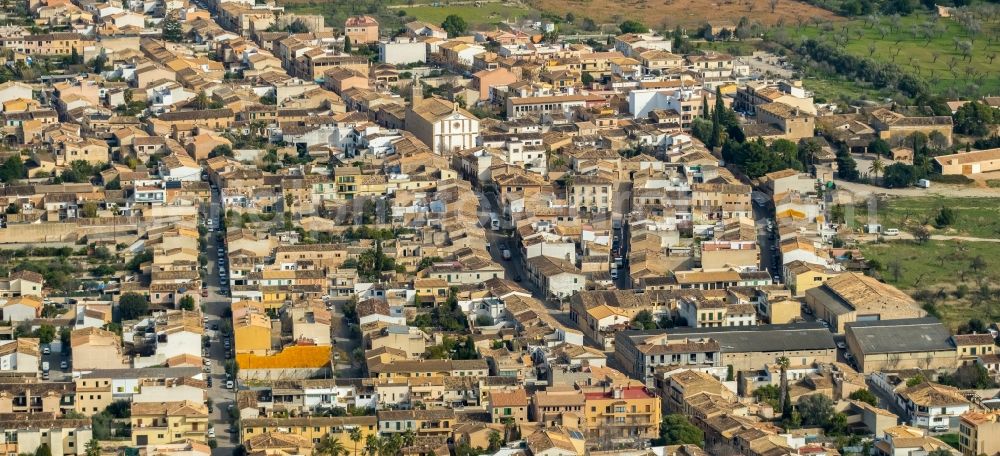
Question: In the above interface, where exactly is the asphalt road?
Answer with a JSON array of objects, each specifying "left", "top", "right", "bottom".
[
  {"left": 204, "top": 185, "right": 238, "bottom": 454},
  {"left": 752, "top": 192, "right": 781, "bottom": 281}
]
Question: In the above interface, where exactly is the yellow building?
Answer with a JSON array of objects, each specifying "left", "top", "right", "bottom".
[
  {"left": 489, "top": 389, "right": 529, "bottom": 424},
  {"left": 131, "top": 401, "right": 209, "bottom": 446},
  {"left": 241, "top": 416, "right": 377, "bottom": 454},
  {"left": 413, "top": 278, "right": 449, "bottom": 304},
  {"left": 959, "top": 411, "right": 1000, "bottom": 456},
  {"left": 75, "top": 376, "right": 114, "bottom": 416},
  {"left": 233, "top": 301, "right": 271, "bottom": 355},
  {"left": 583, "top": 385, "right": 661, "bottom": 445},
  {"left": 783, "top": 260, "right": 839, "bottom": 298},
  {"left": 764, "top": 298, "right": 802, "bottom": 324},
  {"left": 333, "top": 166, "right": 361, "bottom": 200},
  {"left": 953, "top": 334, "right": 996, "bottom": 366}
]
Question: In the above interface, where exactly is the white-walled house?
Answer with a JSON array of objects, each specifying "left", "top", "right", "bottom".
[
  {"left": 405, "top": 96, "right": 480, "bottom": 155},
  {"left": 0, "top": 339, "right": 40, "bottom": 374},
  {"left": 1, "top": 296, "right": 41, "bottom": 322},
  {"left": 525, "top": 256, "right": 585, "bottom": 300},
  {"left": 896, "top": 382, "right": 972, "bottom": 430}
]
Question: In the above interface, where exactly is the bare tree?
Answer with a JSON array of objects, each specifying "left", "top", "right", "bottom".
[
  {"left": 868, "top": 43, "right": 876, "bottom": 56},
  {"left": 988, "top": 52, "right": 997, "bottom": 64},
  {"left": 931, "top": 51, "right": 940, "bottom": 63},
  {"left": 769, "top": 0, "right": 778, "bottom": 13}
]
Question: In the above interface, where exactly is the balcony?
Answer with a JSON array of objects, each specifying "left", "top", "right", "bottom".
[{"left": 604, "top": 417, "right": 652, "bottom": 426}]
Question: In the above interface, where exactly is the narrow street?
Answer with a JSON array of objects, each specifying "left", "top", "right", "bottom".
[
  {"left": 752, "top": 191, "right": 780, "bottom": 280},
  {"left": 203, "top": 185, "right": 238, "bottom": 454}
]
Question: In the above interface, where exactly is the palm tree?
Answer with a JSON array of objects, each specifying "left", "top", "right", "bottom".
[
  {"left": 488, "top": 430, "right": 503, "bottom": 451},
  {"left": 869, "top": 156, "right": 885, "bottom": 181},
  {"left": 316, "top": 436, "right": 346, "bottom": 456},
  {"left": 85, "top": 440, "right": 101, "bottom": 456},
  {"left": 381, "top": 433, "right": 403, "bottom": 456},
  {"left": 363, "top": 434, "right": 381, "bottom": 456},
  {"left": 348, "top": 427, "right": 363, "bottom": 456},
  {"left": 400, "top": 430, "right": 416, "bottom": 449},
  {"left": 777, "top": 356, "right": 790, "bottom": 418}
]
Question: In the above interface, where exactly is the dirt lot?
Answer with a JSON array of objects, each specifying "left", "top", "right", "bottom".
[{"left": 529, "top": 0, "right": 840, "bottom": 28}]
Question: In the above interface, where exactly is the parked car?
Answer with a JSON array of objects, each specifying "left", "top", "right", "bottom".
[
  {"left": 836, "top": 342, "right": 847, "bottom": 350},
  {"left": 226, "top": 380, "right": 235, "bottom": 390},
  {"left": 60, "top": 361, "right": 68, "bottom": 370}
]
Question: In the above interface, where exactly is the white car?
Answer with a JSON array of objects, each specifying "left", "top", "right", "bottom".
[
  {"left": 226, "top": 380, "right": 235, "bottom": 390},
  {"left": 208, "top": 427, "right": 216, "bottom": 438}
]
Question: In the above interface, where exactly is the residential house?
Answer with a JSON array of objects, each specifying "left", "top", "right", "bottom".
[{"left": 131, "top": 401, "right": 209, "bottom": 446}]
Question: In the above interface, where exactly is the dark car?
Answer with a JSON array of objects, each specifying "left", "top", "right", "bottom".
[
  {"left": 513, "top": 273, "right": 522, "bottom": 282},
  {"left": 211, "top": 323, "right": 219, "bottom": 331}
]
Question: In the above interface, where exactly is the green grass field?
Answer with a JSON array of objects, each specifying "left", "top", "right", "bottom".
[
  {"left": 397, "top": 4, "right": 531, "bottom": 27},
  {"left": 851, "top": 196, "right": 1000, "bottom": 239},
  {"left": 791, "top": 11, "right": 1000, "bottom": 98},
  {"left": 861, "top": 240, "right": 1000, "bottom": 327}
]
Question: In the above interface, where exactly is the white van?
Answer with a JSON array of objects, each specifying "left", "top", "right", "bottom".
[{"left": 884, "top": 228, "right": 900, "bottom": 236}]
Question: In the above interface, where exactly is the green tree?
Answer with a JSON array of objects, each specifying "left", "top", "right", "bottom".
[
  {"left": 193, "top": 90, "right": 209, "bottom": 110},
  {"left": 777, "top": 356, "right": 791, "bottom": 418},
  {"left": 36, "top": 324, "right": 56, "bottom": 344},
  {"left": 364, "top": 434, "right": 382, "bottom": 456},
  {"left": 619, "top": 20, "right": 648, "bottom": 33},
  {"left": 92, "top": 53, "right": 106, "bottom": 73},
  {"left": 441, "top": 15, "right": 468, "bottom": 37},
  {"left": 81, "top": 201, "right": 98, "bottom": 218},
  {"left": 653, "top": 414, "right": 703, "bottom": 446},
  {"left": 488, "top": 430, "right": 503, "bottom": 450},
  {"left": 868, "top": 155, "right": 885, "bottom": 181},
  {"left": 797, "top": 394, "right": 835, "bottom": 427},
  {"left": 316, "top": 435, "right": 347, "bottom": 456},
  {"left": 954, "top": 101, "right": 1000, "bottom": 136},
  {"left": 35, "top": 443, "right": 52, "bottom": 456},
  {"left": 349, "top": 427, "right": 363, "bottom": 456},
  {"left": 934, "top": 206, "right": 955, "bottom": 228},
  {"left": 179, "top": 295, "right": 196, "bottom": 311},
  {"left": 85, "top": 439, "right": 101, "bottom": 456},
  {"left": 0, "top": 155, "right": 26, "bottom": 182},
  {"left": 286, "top": 19, "right": 309, "bottom": 33},
  {"left": 882, "top": 162, "right": 918, "bottom": 187},
  {"left": 6, "top": 203, "right": 19, "bottom": 214},
  {"left": 161, "top": 16, "right": 183, "bottom": 42},
  {"left": 210, "top": 145, "right": 234, "bottom": 158},
  {"left": 848, "top": 389, "right": 879, "bottom": 406},
  {"left": 868, "top": 138, "right": 891, "bottom": 157},
  {"left": 343, "top": 35, "right": 352, "bottom": 53},
  {"left": 224, "top": 359, "right": 240, "bottom": 378},
  {"left": 631, "top": 310, "right": 656, "bottom": 330},
  {"left": 118, "top": 292, "right": 149, "bottom": 321}
]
